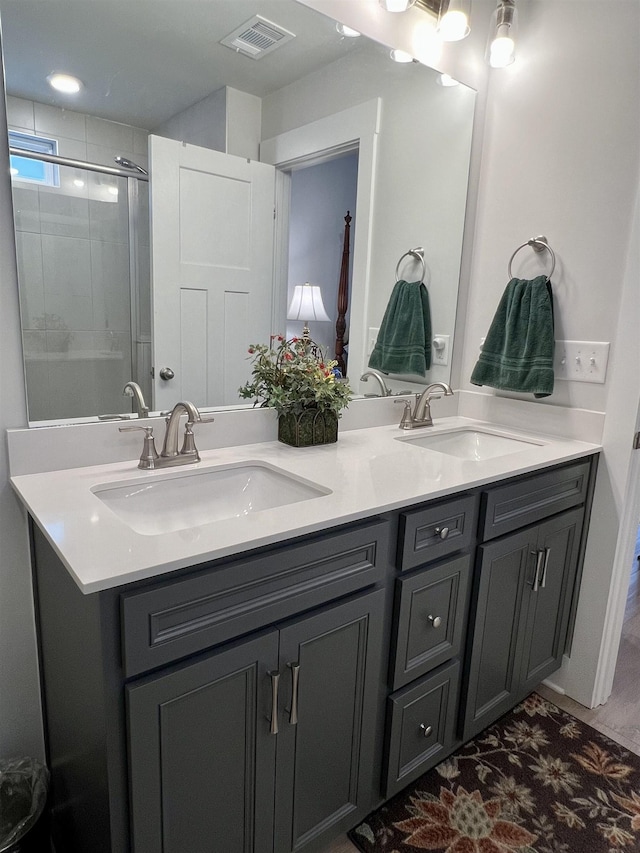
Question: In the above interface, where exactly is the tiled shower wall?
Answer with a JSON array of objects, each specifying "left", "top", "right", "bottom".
[{"left": 6, "top": 95, "right": 151, "bottom": 420}]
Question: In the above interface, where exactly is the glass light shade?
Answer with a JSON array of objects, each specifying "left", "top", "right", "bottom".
[
  {"left": 437, "top": 1, "right": 471, "bottom": 42},
  {"left": 336, "top": 22, "right": 361, "bottom": 38},
  {"left": 379, "top": 0, "right": 416, "bottom": 12},
  {"left": 390, "top": 48, "right": 415, "bottom": 63},
  {"left": 287, "top": 283, "right": 330, "bottom": 323},
  {"left": 487, "top": 0, "right": 518, "bottom": 67},
  {"left": 438, "top": 73, "right": 460, "bottom": 87}
]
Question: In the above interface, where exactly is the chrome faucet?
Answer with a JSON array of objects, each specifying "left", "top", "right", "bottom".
[
  {"left": 360, "top": 369, "right": 392, "bottom": 397},
  {"left": 123, "top": 381, "right": 149, "bottom": 418},
  {"left": 120, "top": 400, "right": 214, "bottom": 469},
  {"left": 395, "top": 382, "right": 454, "bottom": 429}
]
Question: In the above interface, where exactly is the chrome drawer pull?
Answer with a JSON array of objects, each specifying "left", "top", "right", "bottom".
[
  {"left": 268, "top": 671, "right": 280, "bottom": 735},
  {"left": 288, "top": 662, "right": 300, "bottom": 725},
  {"left": 420, "top": 723, "right": 433, "bottom": 738},
  {"left": 428, "top": 615, "right": 442, "bottom": 629},
  {"left": 434, "top": 526, "right": 450, "bottom": 540},
  {"left": 529, "top": 550, "right": 544, "bottom": 592},
  {"left": 540, "top": 547, "right": 551, "bottom": 589}
]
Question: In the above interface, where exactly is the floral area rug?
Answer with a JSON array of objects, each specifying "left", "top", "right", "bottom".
[{"left": 349, "top": 693, "right": 640, "bottom": 853}]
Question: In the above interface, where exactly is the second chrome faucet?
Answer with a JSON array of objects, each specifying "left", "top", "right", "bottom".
[
  {"left": 120, "top": 401, "right": 214, "bottom": 469},
  {"left": 395, "top": 382, "right": 454, "bottom": 429}
]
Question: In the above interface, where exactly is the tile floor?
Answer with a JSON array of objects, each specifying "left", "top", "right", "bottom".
[{"left": 320, "top": 532, "right": 640, "bottom": 853}]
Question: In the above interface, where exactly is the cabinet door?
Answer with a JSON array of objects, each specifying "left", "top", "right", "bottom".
[
  {"left": 274, "top": 589, "right": 385, "bottom": 853},
  {"left": 127, "top": 631, "right": 279, "bottom": 853},
  {"left": 461, "top": 529, "right": 534, "bottom": 742},
  {"left": 519, "top": 508, "right": 584, "bottom": 694}
]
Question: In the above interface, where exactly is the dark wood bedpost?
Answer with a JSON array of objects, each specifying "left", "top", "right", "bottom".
[{"left": 335, "top": 211, "right": 351, "bottom": 376}]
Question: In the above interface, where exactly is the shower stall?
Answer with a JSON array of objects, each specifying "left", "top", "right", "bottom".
[{"left": 9, "top": 147, "right": 151, "bottom": 422}]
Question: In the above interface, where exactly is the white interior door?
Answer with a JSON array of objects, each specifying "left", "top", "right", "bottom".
[{"left": 150, "top": 135, "right": 275, "bottom": 410}]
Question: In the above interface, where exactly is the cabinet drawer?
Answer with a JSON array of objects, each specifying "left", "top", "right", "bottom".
[
  {"left": 121, "top": 519, "right": 389, "bottom": 678},
  {"left": 390, "top": 554, "right": 471, "bottom": 690},
  {"left": 398, "top": 494, "right": 478, "bottom": 571},
  {"left": 481, "top": 459, "right": 592, "bottom": 541},
  {"left": 383, "top": 660, "right": 460, "bottom": 798}
]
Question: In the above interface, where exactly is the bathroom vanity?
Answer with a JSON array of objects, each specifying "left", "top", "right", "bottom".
[{"left": 11, "top": 419, "right": 599, "bottom": 853}]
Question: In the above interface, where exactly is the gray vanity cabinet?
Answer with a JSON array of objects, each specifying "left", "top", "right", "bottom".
[
  {"left": 127, "top": 589, "right": 385, "bottom": 853},
  {"left": 462, "top": 506, "right": 584, "bottom": 741}
]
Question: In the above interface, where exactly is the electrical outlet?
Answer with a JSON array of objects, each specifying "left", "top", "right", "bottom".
[
  {"left": 432, "top": 334, "right": 450, "bottom": 366},
  {"left": 367, "top": 327, "right": 380, "bottom": 356},
  {"left": 554, "top": 340, "right": 610, "bottom": 383}
]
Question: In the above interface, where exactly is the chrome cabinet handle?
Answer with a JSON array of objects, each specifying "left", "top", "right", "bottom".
[
  {"left": 420, "top": 724, "right": 433, "bottom": 738},
  {"left": 540, "top": 547, "right": 551, "bottom": 589},
  {"left": 428, "top": 615, "right": 442, "bottom": 629},
  {"left": 434, "top": 526, "right": 450, "bottom": 540},
  {"left": 529, "top": 550, "right": 545, "bottom": 592},
  {"left": 269, "top": 671, "right": 280, "bottom": 735},
  {"left": 288, "top": 662, "right": 300, "bottom": 725}
]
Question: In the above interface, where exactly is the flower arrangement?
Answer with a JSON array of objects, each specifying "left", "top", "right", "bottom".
[{"left": 239, "top": 335, "right": 352, "bottom": 417}]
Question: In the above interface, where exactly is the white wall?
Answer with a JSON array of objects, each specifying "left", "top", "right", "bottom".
[{"left": 460, "top": 0, "right": 640, "bottom": 706}]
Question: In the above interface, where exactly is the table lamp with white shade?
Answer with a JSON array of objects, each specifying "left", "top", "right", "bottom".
[{"left": 287, "top": 282, "right": 330, "bottom": 340}]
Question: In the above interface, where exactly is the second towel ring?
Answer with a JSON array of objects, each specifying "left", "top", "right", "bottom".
[
  {"left": 508, "top": 236, "right": 555, "bottom": 281},
  {"left": 395, "top": 247, "right": 426, "bottom": 284}
]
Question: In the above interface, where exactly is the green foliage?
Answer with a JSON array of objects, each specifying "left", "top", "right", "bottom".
[{"left": 239, "top": 336, "right": 352, "bottom": 417}]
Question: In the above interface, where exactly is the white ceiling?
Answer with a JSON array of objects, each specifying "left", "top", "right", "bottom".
[{"left": 0, "top": 0, "right": 366, "bottom": 129}]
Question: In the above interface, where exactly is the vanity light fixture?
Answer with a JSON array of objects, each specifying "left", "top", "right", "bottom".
[
  {"left": 488, "top": 0, "right": 518, "bottom": 67},
  {"left": 437, "top": 0, "right": 471, "bottom": 42},
  {"left": 46, "top": 72, "right": 83, "bottom": 94},
  {"left": 379, "top": 0, "right": 416, "bottom": 12},
  {"left": 336, "top": 22, "right": 361, "bottom": 37},
  {"left": 287, "top": 283, "right": 330, "bottom": 340}
]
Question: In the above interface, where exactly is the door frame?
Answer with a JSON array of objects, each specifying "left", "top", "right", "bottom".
[{"left": 261, "top": 99, "right": 380, "bottom": 381}]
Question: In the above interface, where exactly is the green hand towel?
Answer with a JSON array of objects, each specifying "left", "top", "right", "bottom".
[
  {"left": 470, "top": 276, "right": 554, "bottom": 398},
  {"left": 368, "top": 280, "right": 432, "bottom": 376}
]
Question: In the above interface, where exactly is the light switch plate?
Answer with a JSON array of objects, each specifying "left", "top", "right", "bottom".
[
  {"left": 554, "top": 340, "right": 610, "bottom": 383},
  {"left": 367, "top": 327, "right": 380, "bottom": 357}
]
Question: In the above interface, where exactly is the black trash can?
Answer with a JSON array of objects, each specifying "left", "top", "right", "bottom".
[{"left": 0, "top": 758, "right": 49, "bottom": 853}]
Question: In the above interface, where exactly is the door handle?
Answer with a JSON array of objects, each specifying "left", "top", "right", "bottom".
[
  {"left": 268, "top": 671, "right": 280, "bottom": 735},
  {"left": 288, "top": 662, "right": 300, "bottom": 725}
]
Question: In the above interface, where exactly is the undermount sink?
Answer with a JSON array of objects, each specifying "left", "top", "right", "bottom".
[
  {"left": 397, "top": 427, "right": 544, "bottom": 461},
  {"left": 91, "top": 462, "right": 331, "bottom": 535}
]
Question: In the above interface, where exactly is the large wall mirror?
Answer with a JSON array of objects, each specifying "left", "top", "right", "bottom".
[{"left": 0, "top": 0, "right": 475, "bottom": 424}]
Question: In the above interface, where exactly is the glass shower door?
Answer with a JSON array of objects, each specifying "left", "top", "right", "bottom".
[{"left": 11, "top": 160, "right": 150, "bottom": 421}]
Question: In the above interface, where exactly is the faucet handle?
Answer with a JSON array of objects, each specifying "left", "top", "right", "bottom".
[
  {"left": 119, "top": 425, "right": 159, "bottom": 469},
  {"left": 180, "top": 415, "right": 215, "bottom": 457},
  {"left": 395, "top": 398, "right": 414, "bottom": 429}
]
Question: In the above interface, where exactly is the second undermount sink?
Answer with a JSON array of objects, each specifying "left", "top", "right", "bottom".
[
  {"left": 91, "top": 461, "right": 331, "bottom": 535},
  {"left": 397, "top": 427, "right": 544, "bottom": 461}
]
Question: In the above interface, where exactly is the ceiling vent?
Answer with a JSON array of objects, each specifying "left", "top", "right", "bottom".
[{"left": 220, "top": 15, "right": 296, "bottom": 60}]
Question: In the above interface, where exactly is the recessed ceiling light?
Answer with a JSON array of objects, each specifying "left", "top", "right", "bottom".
[
  {"left": 336, "top": 22, "right": 361, "bottom": 38},
  {"left": 46, "top": 73, "right": 83, "bottom": 94}
]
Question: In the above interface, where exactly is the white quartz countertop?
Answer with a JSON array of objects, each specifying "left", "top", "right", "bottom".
[{"left": 11, "top": 417, "right": 600, "bottom": 594}]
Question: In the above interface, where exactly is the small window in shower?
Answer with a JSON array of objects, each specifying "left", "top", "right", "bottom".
[{"left": 9, "top": 130, "right": 59, "bottom": 186}]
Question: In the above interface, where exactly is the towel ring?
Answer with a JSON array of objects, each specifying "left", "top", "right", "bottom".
[
  {"left": 508, "top": 236, "right": 555, "bottom": 281},
  {"left": 395, "top": 247, "right": 426, "bottom": 284}
]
